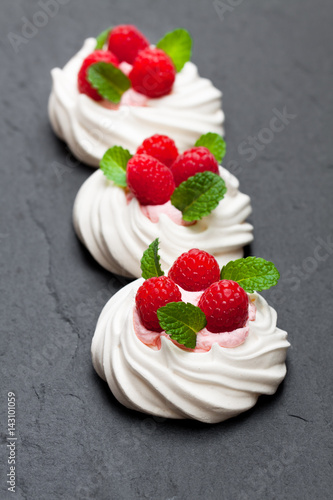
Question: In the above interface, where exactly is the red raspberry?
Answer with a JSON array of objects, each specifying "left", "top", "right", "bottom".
[
  {"left": 126, "top": 154, "right": 175, "bottom": 205},
  {"left": 107, "top": 25, "right": 149, "bottom": 64},
  {"left": 170, "top": 147, "right": 219, "bottom": 187},
  {"left": 168, "top": 249, "right": 220, "bottom": 292},
  {"left": 136, "top": 135, "right": 179, "bottom": 168},
  {"left": 136, "top": 276, "right": 182, "bottom": 331},
  {"left": 198, "top": 280, "right": 249, "bottom": 333},
  {"left": 129, "top": 48, "right": 176, "bottom": 98},
  {"left": 78, "top": 50, "right": 119, "bottom": 101}
]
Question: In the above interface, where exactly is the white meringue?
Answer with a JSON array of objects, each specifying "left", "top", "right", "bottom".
[
  {"left": 91, "top": 280, "right": 289, "bottom": 423},
  {"left": 73, "top": 166, "right": 253, "bottom": 277},
  {"left": 48, "top": 38, "right": 224, "bottom": 167}
]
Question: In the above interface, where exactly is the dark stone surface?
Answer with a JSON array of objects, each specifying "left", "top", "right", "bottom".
[{"left": 1, "top": 0, "right": 332, "bottom": 498}]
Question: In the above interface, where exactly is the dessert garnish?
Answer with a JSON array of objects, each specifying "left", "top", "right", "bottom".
[
  {"left": 77, "top": 50, "right": 121, "bottom": 101},
  {"left": 86, "top": 60, "right": 130, "bottom": 104},
  {"left": 129, "top": 48, "right": 176, "bottom": 98},
  {"left": 127, "top": 154, "right": 175, "bottom": 206},
  {"left": 77, "top": 25, "right": 192, "bottom": 102},
  {"left": 135, "top": 276, "right": 182, "bottom": 332},
  {"left": 136, "top": 240, "right": 280, "bottom": 349},
  {"left": 107, "top": 25, "right": 149, "bottom": 64},
  {"left": 170, "top": 146, "right": 219, "bottom": 186},
  {"left": 72, "top": 133, "right": 252, "bottom": 276},
  {"left": 91, "top": 242, "right": 287, "bottom": 422},
  {"left": 168, "top": 247, "right": 220, "bottom": 291},
  {"left": 100, "top": 132, "right": 227, "bottom": 221},
  {"left": 136, "top": 134, "right": 179, "bottom": 167}
]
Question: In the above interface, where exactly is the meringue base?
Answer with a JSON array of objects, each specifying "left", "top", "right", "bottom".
[
  {"left": 91, "top": 280, "right": 289, "bottom": 424},
  {"left": 73, "top": 166, "right": 254, "bottom": 278},
  {"left": 48, "top": 38, "right": 224, "bottom": 167}
]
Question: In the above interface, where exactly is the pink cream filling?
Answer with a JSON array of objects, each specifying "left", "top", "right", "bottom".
[
  {"left": 100, "top": 88, "right": 148, "bottom": 109},
  {"left": 124, "top": 193, "right": 195, "bottom": 226},
  {"left": 140, "top": 201, "right": 195, "bottom": 226},
  {"left": 133, "top": 287, "right": 257, "bottom": 352}
]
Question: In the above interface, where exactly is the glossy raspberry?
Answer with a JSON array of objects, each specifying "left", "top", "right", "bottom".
[
  {"left": 126, "top": 154, "right": 175, "bottom": 205},
  {"left": 78, "top": 50, "right": 119, "bottom": 101},
  {"left": 136, "top": 135, "right": 179, "bottom": 168},
  {"left": 198, "top": 280, "right": 249, "bottom": 333},
  {"left": 129, "top": 48, "right": 176, "bottom": 98},
  {"left": 170, "top": 146, "right": 219, "bottom": 186},
  {"left": 107, "top": 25, "right": 149, "bottom": 64},
  {"left": 168, "top": 249, "right": 220, "bottom": 292},
  {"left": 136, "top": 276, "right": 182, "bottom": 331}
]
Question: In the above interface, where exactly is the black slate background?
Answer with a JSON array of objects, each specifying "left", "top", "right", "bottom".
[{"left": 1, "top": 0, "right": 333, "bottom": 499}]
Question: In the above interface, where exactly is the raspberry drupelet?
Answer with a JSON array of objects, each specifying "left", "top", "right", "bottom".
[{"left": 135, "top": 276, "right": 182, "bottom": 331}]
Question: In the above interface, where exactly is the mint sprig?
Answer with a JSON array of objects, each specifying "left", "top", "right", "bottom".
[
  {"left": 195, "top": 133, "right": 226, "bottom": 164},
  {"left": 171, "top": 171, "right": 227, "bottom": 222},
  {"left": 100, "top": 146, "right": 132, "bottom": 187},
  {"left": 88, "top": 62, "right": 131, "bottom": 103},
  {"left": 95, "top": 27, "right": 112, "bottom": 50},
  {"left": 221, "top": 257, "right": 280, "bottom": 293},
  {"left": 140, "top": 239, "right": 165, "bottom": 279},
  {"left": 157, "top": 302, "right": 206, "bottom": 349},
  {"left": 156, "top": 28, "right": 192, "bottom": 72}
]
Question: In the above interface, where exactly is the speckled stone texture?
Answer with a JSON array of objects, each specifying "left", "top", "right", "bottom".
[{"left": 0, "top": 0, "right": 332, "bottom": 499}]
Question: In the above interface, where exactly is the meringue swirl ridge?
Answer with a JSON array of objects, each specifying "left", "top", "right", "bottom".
[
  {"left": 91, "top": 280, "right": 289, "bottom": 423},
  {"left": 49, "top": 38, "right": 224, "bottom": 167},
  {"left": 73, "top": 166, "right": 253, "bottom": 277}
]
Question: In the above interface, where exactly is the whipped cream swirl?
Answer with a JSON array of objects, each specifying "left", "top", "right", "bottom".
[
  {"left": 73, "top": 166, "right": 253, "bottom": 277},
  {"left": 92, "top": 280, "right": 289, "bottom": 423},
  {"left": 48, "top": 38, "right": 224, "bottom": 167}
]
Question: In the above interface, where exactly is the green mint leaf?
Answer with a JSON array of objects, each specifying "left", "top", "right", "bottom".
[
  {"left": 140, "top": 239, "right": 165, "bottom": 279},
  {"left": 220, "top": 257, "right": 280, "bottom": 293},
  {"left": 95, "top": 26, "right": 112, "bottom": 50},
  {"left": 87, "top": 62, "right": 131, "bottom": 103},
  {"left": 100, "top": 146, "right": 132, "bottom": 187},
  {"left": 157, "top": 302, "right": 206, "bottom": 349},
  {"left": 195, "top": 133, "right": 226, "bottom": 163},
  {"left": 171, "top": 171, "right": 227, "bottom": 222},
  {"left": 156, "top": 28, "right": 192, "bottom": 72}
]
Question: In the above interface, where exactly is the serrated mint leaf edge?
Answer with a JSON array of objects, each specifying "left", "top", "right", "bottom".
[
  {"left": 156, "top": 28, "right": 192, "bottom": 72},
  {"left": 140, "top": 239, "right": 165, "bottom": 279},
  {"left": 100, "top": 146, "right": 132, "bottom": 187},
  {"left": 171, "top": 171, "right": 227, "bottom": 222},
  {"left": 87, "top": 62, "right": 131, "bottom": 103},
  {"left": 157, "top": 302, "right": 206, "bottom": 349},
  {"left": 194, "top": 133, "right": 226, "bottom": 163},
  {"left": 220, "top": 257, "right": 280, "bottom": 293}
]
